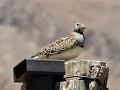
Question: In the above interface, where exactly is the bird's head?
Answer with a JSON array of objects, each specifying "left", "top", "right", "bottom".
[{"left": 73, "top": 23, "right": 86, "bottom": 33}]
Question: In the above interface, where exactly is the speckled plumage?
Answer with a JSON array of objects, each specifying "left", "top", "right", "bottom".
[{"left": 31, "top": 23, "right": 85, "bottom": 61}]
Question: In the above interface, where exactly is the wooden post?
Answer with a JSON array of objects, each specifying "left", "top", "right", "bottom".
[{"left": 57, "top": 60, "right": 109, "bottom": 90}]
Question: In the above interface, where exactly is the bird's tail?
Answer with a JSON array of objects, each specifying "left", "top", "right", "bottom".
[{"left": 31, "top": 52, "right": 47, "bottom": 59}]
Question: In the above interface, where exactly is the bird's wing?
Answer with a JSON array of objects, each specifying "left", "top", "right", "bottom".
[{"left": 31, "top": 33, "right": 78, "bottom": 58}]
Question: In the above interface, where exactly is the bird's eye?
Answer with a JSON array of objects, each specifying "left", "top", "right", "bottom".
[{"left": 76, "top": 24, "right": 79, "bottom": 26}]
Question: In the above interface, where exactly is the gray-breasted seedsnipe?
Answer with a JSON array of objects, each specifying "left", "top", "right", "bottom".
[{"left": 31, "top": 23, "right": 86, "bottom": 61}]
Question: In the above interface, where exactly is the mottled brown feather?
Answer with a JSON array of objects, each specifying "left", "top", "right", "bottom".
[{"left": 31, "top": 33, "right": 79, "bottom": 58}]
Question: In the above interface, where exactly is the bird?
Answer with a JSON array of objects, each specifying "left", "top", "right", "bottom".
[{"left": 31, "top": 23, "right": 86, "bottom": 61}]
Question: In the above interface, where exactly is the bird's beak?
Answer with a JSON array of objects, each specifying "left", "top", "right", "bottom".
[
  {"left": 80, "top": 24, "right": 86, "bottom": 32},
  {"left": 81, "top": 25, "right": 86, "bottom": 29},
  {"left": 80, "top": 28, "right": 85, "bottom": 32}
]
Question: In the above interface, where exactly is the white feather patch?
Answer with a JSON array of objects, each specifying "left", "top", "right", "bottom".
[{"left": 73, "top": 32, "right": 84, "bottom": 42}]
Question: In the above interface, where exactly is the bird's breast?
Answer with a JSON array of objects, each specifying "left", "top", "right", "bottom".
[{"left": 48, "top": 46, "right": 82, "bottom": 61}]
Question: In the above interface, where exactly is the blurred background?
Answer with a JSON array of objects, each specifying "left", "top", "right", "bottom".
[{"left": 0, "top": 0, "right": 120, "bottom": 89}]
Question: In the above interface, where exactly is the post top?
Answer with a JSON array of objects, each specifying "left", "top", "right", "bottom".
[{"left": 13, "top": 59, "right": 65, "bottom": 82}]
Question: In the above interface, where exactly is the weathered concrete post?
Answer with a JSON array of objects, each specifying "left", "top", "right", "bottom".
[{"left": 57, "top": 60, "right": 109, "bottom": 90}]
